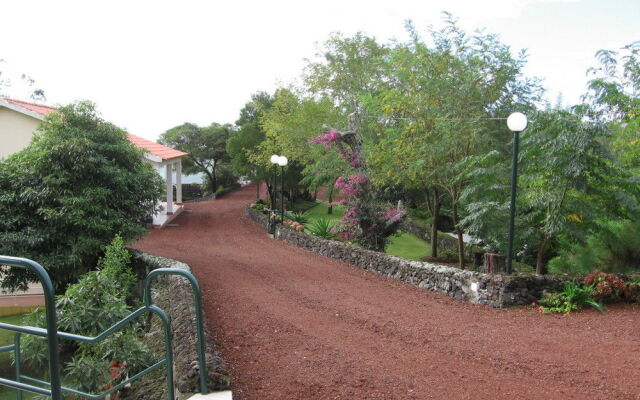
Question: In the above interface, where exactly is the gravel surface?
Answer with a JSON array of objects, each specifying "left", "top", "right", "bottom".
[{"left": 134, "top": 184, "right": 640, "bottom": 400}]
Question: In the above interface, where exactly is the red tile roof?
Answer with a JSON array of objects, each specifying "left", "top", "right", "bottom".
[
  {"left": 3, "top": 97, "right": 57, "bottom": 116},
  {"left": 1, "top": 97, "right": 187, "bottom": 161},
  {"left": 127, "top": 133, "right": 188, "bottom": 161}
]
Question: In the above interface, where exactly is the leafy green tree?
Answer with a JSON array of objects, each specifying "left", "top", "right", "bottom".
[
  {"left": 586, "top": 41, "right": 640, "bottom": 174},
  {"left": 0, "top": 101, "right": 163, "bottom": 293},
  {"left": 256, "top": 88, "right": 344, "bottom": 205},
  {"left": 227, "top": 92, "right": 273, "bottom": 199},
  {"left": 159, "top": 122, "right": 232, "bottom": 193},
  {"left": 305, "top": 32, "right": 389, "bottom": 116},
  {"left": 464, "top": 108, "right": 634, "bottom": 274},
  {"left": 368, "top": 16, "right": 540, "bottom": 266}
]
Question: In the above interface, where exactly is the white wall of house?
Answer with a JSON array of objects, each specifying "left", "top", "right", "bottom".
[{"left": 0, "top": 107, "right": 40, "bottom": 159}]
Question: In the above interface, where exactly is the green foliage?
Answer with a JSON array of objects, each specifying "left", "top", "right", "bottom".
[
  {"left": 549, "top": 220, "right": 640, "bottom": 274},
  {"left": 159, "top": 122, "right": 234, "bottom": 193},
  {"left": 539, "top": 281, "right": 605, "bottom": 314},
  {"left": 18, "top": 236, "right": 152, "bottom": 393},
  {"left": 0, "top": 101, "right": 163, "bottom": 293},
  {"left": 227, "top": 92, "right": 272, "bottom": 180},
  {"left": 286, "top": 211, "right": 310, "bottom": 224},
  {"left": 307, "top": 218, "right": 336, "bottom": 239},
  {"left": 464, "top": 107, "right": 635, "bottom": 273}
]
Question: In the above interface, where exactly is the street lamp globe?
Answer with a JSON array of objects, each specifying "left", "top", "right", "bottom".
[
  {"left": 507, "top": 112, "right": 528, "bottom": 132},
  {"left": 277, "top": 156, "right": 288, "bottom": 167},
  {"left": 270, "top": 154, "right": 279, "bottom": 164}
]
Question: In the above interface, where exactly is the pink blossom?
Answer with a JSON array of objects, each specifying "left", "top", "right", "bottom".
[{"left": 310, "top": 130, "right": 342, "bottom": 149}]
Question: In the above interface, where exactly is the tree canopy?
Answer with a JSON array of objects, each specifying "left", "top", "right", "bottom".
[
  {"left": 159, "top": 122, "right": 232, "bottom": 192},
  {"left": 0, "top": 101, "right": 163, "bottom": 293}
]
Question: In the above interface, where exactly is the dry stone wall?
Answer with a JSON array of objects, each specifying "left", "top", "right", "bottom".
[
  {"left": 128, "top": 250, "right": 231, "bottom": 399},
  {"left": 245, "top": 206, "right": 568, "bottom": 308}
]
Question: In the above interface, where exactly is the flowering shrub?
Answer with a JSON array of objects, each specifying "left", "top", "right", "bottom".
[
  {"left": 335, "top": 174, "right": 368, "bottom": 197},
  {"left": 310, "top": 129, "right": 405, "bottom": 251},
  {"left": 309, "top": 130, "right": 342, "bottom": 148}
]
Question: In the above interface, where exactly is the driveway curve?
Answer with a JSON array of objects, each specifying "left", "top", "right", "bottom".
[{"left": 134, "top": 184, "right": 640, "bottom": 400}]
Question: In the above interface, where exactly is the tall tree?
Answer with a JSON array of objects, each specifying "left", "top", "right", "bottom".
[
  {"left": 586, "top": 41, "right": 640, "bottom": 174},
  {"left": 0, "top": 101, "right": 162, "bottom": 293},
  {"left": 368, "top": 16, "right": 540, "bottom": 266},
  {"left": 255, "top": 88, "right": 344, "bottom": 204},
  {"left": 227, "top": 92, "right": 273, "bottom": 199},
  {"left": 159, "top": 122, "right": 231, "bottom": 193}
]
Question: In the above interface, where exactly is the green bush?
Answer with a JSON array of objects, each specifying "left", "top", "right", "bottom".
[
  {"left": 0, "top": 101, "right": 163, "bottom": 294},
  {"left": 548, "top": 220, "right": 640, "bottom": 275},
  {"left": 286, "top": 211, "right": 310, "bottom": 224},
  {"left": 307, "top": 218, "right": 335, "bottom": 239},
  {"left": 539, "top": 281, "right": 605, "bottom": 314},
  {"left": 18, "top": 236, "right": 152, "bottom": 394}
]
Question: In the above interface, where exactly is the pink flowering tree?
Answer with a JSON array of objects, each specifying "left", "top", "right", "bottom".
[{"left": 310, "top": 129, "right": 405, "bottom": 250}]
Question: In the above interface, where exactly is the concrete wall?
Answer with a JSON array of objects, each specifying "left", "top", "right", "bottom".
[
  {"left": 245, "top": 206, "right": 568, "bottom": 308},
  {"left": 0, "top": 107, "right": 41, "bottom": 159}
]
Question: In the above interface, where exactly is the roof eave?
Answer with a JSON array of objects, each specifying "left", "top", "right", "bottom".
[{"left": 0, "top": 98, "right": 47, "bottom": 121}]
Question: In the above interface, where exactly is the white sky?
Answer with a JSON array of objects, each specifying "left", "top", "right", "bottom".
[{"left": 1, "top": 0, "right": 638, "bottom": 141}]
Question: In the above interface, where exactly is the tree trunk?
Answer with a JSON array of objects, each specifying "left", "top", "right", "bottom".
[
  {"left": 327, "top": 185, "right": 334, "bottom": 215},
  {"left": 452, "top": 202, "right": 465, "bottom": 268},
  {"left": 431, "top": 204, "right": 439, "bottom": 258},
  {"left": 427, "top": 189, "right": 440, "bottom": 258},
  {"left": 536, "top": 235, "right": 550, "bottom": 275},
  {"left": 256, "top": 180, "right": 260, "bottom": 199},
  {"left": 211, "top": 165, "right": 218, "bottom": 193},
  {"left": 266, "top": 182, "right": 274, "bottom": 208},
  {"left": 203, "top": 170, "right": 216, "bottom": 194}
]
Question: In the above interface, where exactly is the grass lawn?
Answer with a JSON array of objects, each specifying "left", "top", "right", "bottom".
[
  {"left": 304, "top": 201, "right": 344, "bottom": 223},
  {"left": 303, "top": 201, "right": 430, "bottom": 261},
  {"left": 387, "top": 232, "right": 429, "bottom": 261}
]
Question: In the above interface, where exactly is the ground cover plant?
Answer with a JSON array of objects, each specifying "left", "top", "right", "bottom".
[{"left": 536, "top": 270, "right": 640, "bottom": 314}]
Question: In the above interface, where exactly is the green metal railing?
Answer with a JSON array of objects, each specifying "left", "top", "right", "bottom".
[{"left": 0, "top": 256, "right": 209, "bottom": 400}]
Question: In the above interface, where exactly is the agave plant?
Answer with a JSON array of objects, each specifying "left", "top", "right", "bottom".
[
  {"left": 307, "top": 218, "right": 335, "bottom": 239},
  {"left": 286, "top": 211, "right": 310, "bottom": 225}
]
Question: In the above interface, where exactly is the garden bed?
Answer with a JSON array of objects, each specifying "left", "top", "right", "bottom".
[{"left": 245, "top": 205, "right": 568, "bottom": 307}]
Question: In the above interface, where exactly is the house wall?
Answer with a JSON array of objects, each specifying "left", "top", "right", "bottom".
[{"left": 0, "top": 107, "right": 41, "bottom": 159}]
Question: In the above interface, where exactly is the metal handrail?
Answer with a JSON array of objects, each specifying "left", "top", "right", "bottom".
[{"left": 0, "top": 256, "right": 209, "bottom": 400}]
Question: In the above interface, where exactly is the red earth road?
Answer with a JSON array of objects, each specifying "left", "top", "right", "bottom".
[{"left": 134, "top": 184, "right": 640, "bottom": 400}]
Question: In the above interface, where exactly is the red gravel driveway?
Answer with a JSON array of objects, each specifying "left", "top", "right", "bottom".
[{"left": 134, "top": 184, "right": 640, "bottom": 400}]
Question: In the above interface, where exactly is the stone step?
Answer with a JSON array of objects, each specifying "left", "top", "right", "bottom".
[{"left": 187, "top": 391, "right": 233, "bottom": 400}]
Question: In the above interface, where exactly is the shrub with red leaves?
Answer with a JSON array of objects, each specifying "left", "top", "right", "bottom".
[{"left": 584, "top": 270, "right": 626, "bottom": 301}]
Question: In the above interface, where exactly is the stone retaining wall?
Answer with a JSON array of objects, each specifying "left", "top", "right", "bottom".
[
  {"left": 245, "top": 206, "right": 567, "bottom": 308},
  {"left": 128, "top": 250, "right": 231, "bottom": 399}
]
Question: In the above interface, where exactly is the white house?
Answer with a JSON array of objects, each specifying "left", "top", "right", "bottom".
[{"left": 0, "top": 96, "right": 187, "bottom": 228}]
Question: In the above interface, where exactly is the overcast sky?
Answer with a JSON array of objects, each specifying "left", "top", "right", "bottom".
[{"left": 1, "top": 0, "right": 638, "bottom": 141}]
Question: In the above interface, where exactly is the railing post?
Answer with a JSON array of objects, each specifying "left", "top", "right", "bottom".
[
  {"left": 15, "top": 333, "right": 22, "bottom": 400},
  {"left": 0, "top": 256, "right": 62, "bottom": 400},
  {"left": 144, "top": 268, "right": 209, "bottom": 395}
]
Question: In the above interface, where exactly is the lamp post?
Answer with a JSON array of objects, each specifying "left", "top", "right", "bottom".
[
  {"left": 506, "top": 112, "right": 528, "bottom": 274},
  {"left": 270, "top": 154, "right": 279, "bottom": 209},
  {"left": 277, "top": 156, "right": 288, "bottom": 221}
]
